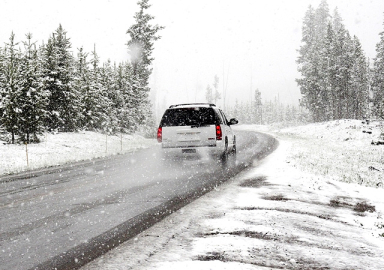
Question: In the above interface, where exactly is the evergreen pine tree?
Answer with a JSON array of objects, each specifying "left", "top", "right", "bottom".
[
  {"left": 42, "top": 25, "right": 80, "bottom": 131},
  {"left": 297, "top": 5, "right": 325, "bottom": 121},
  {"left": 314, "top": 0, "right": 330, "bottom": 42},
  {"left": 372, "top": 18, "right": 384, "bottom": 119},
  {"left": 254, "top": 89, "right": 262, "bottom": 124},
  {"left": 112, "top": 62, "right": 137, "bottom": 133},
  {"left": 17, "top": 33, "right": 48, "bottom": 143},
  {"left": 323, "top": 22, "right": 337, "bottom": 119},
  {"left": 336, "top": 27, "right": 354, "bottom": 118},
  {"left": 88, "top": 47, "right": 111, "bottom": 131},
  {"left": 0, "top": 32, "right": 21, "bottom": 143},
  {"left": 0, "top": 45, "right": 4, "bottom": 131},
  {"left": 101, "top": 60, "right": 121, "bottom": 133},
  {"left": 350, "top": 36, "right": 370, "bottom": 119},
  {"left": 314, "top": 0, "right": 330, "bottom": 121},
  {"left": 74, "top": 47, "right": 90, "bottom": 129},
  {"left": 126, "top": 0, "right": 164, "bottom": 128},
  {"left": 297, "top": 1, "right": 369, "bottom": 121}
]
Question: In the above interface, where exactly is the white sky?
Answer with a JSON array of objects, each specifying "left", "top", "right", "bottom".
[{"left": 1, "top": 0, "right": 384, "bottom": 113}]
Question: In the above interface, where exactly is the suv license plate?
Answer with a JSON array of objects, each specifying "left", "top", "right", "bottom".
[{"left": 182, "top": 149, "right": 196, "bottom": 154}]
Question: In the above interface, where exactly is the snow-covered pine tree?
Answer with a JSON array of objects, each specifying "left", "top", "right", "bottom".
[
  {"left": 231, "top": 100, "right": 243, "bottom": 123},
  {"left": 335, "top": 25, "right": 354, "bottom": 119},
  {"left": 126, "top": 0, "right": 164, "bottom": 128},
  {"left": 296, "top": 0, "right": 330, "bottom": 122},
  {"left": 113, "top": 62, "right": 127, "bottom": 132},
  {"left": 297, "top": 5, "right": 325, "bottom": 122},
  {"left": 297, "top": 1, "right": 369, "bottom": 122},
  {"left": 330, "top": 21, "right": 346, "bottom": 119},
  {"left": 372, "top": 17, "right": 384, "bottom": 119},
  {"left": 263, "top": 101, "right": 273, "bottom": 124},
  {"left": 323, "top": 22, "right": 337, "bottom": 120},
  {"left": 88, "top": 47, "right": 111, "bottom": 132},
  {"left": 253, "top": 89, "right": 262, "bottom": 124},
  {"left": 74, "top": 47, "right": 90, "bottom": 129},
  {"left": 314, "top": 0, "right": 330, "bottom": 42},
  {"left": 324, "top": 7, "right": 369, "bottom": 120},
  {"left": 350, "top": 36, "right": 370, "bottom": 119},
  {"left": 115, "top": 62, "right": 137, "bottom": 133},
  {"left": 285, "top": 105, "right": 295, "bottom": 123},
  {"left": 313, "top": 0, "right": 331, "bottom": 121},
  {"left": 42, "top": 25, "right": 80, "bottom": 132},
  {"left": 100, "top": 60, "right": 120, "bottom": 133},
  {"left": 0, "top": 32, "right": 21, "bottom": 143},
  {"left": 17, "top": 33, "right": 48, "bottom": 143},
  {"left": 0, "top": 44, "right": 4, "bottom": 132}
]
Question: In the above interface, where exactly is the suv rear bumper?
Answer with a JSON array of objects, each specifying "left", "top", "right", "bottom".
[{"left": 160, "top": 141, "right": 225, "bottom": 159}]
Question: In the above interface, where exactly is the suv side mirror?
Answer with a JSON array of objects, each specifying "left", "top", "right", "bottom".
[{"left": 229, "top": 118, "right": 239, "bottom": 125}]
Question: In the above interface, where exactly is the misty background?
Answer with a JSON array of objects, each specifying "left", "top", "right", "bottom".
[{"left": 1, "top": 0, "right": 384, "bottom": 119}]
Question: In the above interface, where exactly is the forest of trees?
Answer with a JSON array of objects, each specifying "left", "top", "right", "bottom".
[
  {"left": 213, "top": 0, "right": 384, "bottom": 126},
  {"left": 226, "top": 89, "right": 309, "bottom": 126},
  {"left": 297, "top": 0, "right": 384, "bottom": 122},
  {"left": 2, "top": 0, "right": 384, "bottom": 145},
  {"left": 0, "top": 0, "right": 163, "bottom": 144}
]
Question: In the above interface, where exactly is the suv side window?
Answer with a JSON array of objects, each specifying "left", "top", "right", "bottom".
[
  {"left": 219, "top": 110, "right": 229, "bottom": 125},
  {"left": 214, "top": 110, "right": 223, "bottom": 125}
]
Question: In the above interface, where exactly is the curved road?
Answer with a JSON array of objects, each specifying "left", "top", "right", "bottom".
[{"left": 0, "top": 130, "right": 277, "bottom": 270}]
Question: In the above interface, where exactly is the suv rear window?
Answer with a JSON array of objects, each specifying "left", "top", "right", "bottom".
[{"left": 160, "top": 107, "right": 220, "bottom": 127}]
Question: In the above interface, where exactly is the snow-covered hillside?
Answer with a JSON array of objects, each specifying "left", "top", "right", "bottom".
[{"left": 278, "top": 119, "right": 384, "bottom": 188}]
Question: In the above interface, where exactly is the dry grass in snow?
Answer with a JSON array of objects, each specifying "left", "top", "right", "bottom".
[
  {"left": 0, "top": 131, "right": 157, "bottom": 177},
  {"left": 274, "top": 119, "right": 384, "bottom": 188}
]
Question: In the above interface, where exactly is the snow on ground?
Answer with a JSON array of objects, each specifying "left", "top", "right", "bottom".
[
  {"left": 277, "top": 119, "right": 384, "bottom": 188},
  {"left": 81, "top": 120, "right": 384, "bottom": 270},
  {"left": 0, "top": 131, "right": 157, "bottom": 177},
  {"left": 1, "top": 121, "right": 383, "bottom": 269}
]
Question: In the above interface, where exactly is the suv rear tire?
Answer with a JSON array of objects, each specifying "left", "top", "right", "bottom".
[{"left": 220, "top": 138, "right": 229, "bottom": 163}]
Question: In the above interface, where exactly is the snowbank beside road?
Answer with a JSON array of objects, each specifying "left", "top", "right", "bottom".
[
  {"left": 278, "top": 119, "right": 384, "bottom": 188},
  {"left": 81, "top": 121, "right": 384, "bottom": 270},
  {"left": 0, "top": 131, "right": 157, "bottom": 177},
  {"left": 239, "top": 119, "right": 384, "bottom": 188}
]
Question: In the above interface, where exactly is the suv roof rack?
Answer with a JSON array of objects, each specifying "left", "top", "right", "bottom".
[{"left": 169, "top": 103, "right": 216, "bottom": 108}]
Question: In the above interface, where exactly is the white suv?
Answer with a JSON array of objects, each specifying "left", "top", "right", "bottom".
[{"left": 157, "top": 103, "right": 238, "bottom": 161}]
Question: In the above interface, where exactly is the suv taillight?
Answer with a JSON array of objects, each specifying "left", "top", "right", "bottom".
[
  {"left": 216, "top": 125, "right": 222, "bottom": 140},
  {"left": 157, "top": 127, "right": 162, "bottom": 143}
]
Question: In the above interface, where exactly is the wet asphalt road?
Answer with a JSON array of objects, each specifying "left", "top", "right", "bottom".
[{"left": 0, "top": 130, "right": 277, "bottom": 270}]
